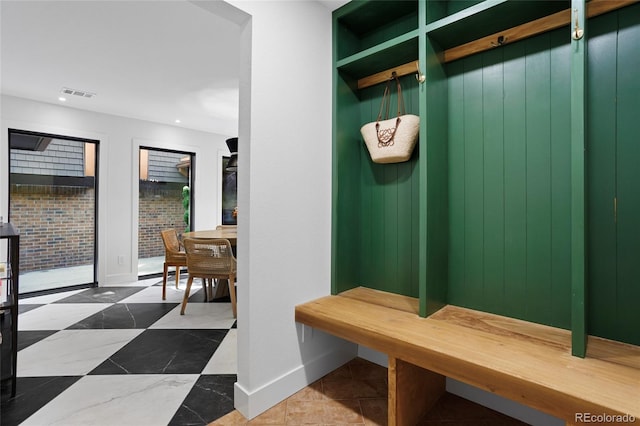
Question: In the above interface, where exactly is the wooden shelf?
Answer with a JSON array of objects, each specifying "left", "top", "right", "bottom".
[
  {"left": 356, "top": 60, "right": 421, "bottom": 90},
  {"left": 425, "top": 0, "right": 570, "bottom": 50},
  {"left": 443, "top": 8, "right": 570, "bottom": 63},
  {"left": 441, "top": 0, "right": 639, "bottom": 63},
  {"left": 336, "top": 31, "right": 419, "bottom": 81}
]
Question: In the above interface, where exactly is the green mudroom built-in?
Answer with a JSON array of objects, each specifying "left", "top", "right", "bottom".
[{"left": 331, "top": 0, "right": 640, "bottom": 355}]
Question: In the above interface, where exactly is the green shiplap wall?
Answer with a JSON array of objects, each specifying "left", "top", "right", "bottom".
[
  {"left": 447, "top": 28, "right": 572, "bottom": 329},
  {"left": 587, "top": 6, "right": 640, "bottom": 346},
  {"left": 333, "top": 71, "right": 362, "bottom": 294},
  {"left": 356, "top": 75, "right": 421, "bottom": 298},
  {"left": 333, "top": 0, "right": 640, "bottom": 347},
  {"left": 333, "top": 72, "right": 420, "bottom": 298}
]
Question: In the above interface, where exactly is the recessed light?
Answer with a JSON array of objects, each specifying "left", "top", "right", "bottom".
[
  {"left": 175, "top": 119, "right": 181, "bottom": 124},
  {"left": 58, "top": 96, "right": 66, "bottom": 102}
]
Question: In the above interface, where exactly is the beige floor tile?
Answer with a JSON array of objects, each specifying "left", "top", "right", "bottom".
[
  {"left": 210, "top": 409, "right": 248, "bottom": 425},
  {"left": 321, "top": 362, "right": 353, "bottom": 381},
  {"left": 210, "top": 358, "right": 526, "bottom": 426},
  {"left": 360, "top": 398, "right": 387, "bottom": 426},
  {"left": 288, "top": 380, "right": 326, "bottom": 401},
  {"left": 285, "top": 400, "right": 326, "bottom": 424},
  {"left": 248, "top": 400, "right": 287, "bottom": 425},
  {"left": 322, "top": 399, "right": 365, "bottom": 424},
  {"left": 347, "top": 358, "right": 387, "bottom": 383},
  {"left": 321, "top": 377, "right": 386, "bottom": 400}
]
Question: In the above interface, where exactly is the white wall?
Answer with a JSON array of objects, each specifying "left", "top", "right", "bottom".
[
  {"left": 0, "top": 94, "right": 228, "bottom": 284},
  {"left": 194, "top": 0, "right": 357, "bottom": 419}
]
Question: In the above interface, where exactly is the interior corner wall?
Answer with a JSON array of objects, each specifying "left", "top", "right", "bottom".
[
  {"left": 216, "top": 1, "right": 357, "bottom": 420},
  {"left": 0, "top": 94, "right": 228, "bottom": 284}
]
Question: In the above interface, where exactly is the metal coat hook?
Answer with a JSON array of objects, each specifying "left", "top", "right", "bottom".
[
  {"left": 491, "top": 35, "right": 507, "bottom": 47},
  {"left": 415, "top": 62, "right": 426, "bottom": 84},
  {"left": 573, "top": 9, "right": 584, "bottom": 40}
]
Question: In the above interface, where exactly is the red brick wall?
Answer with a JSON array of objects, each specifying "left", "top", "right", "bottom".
[
  {"left": 10, "top": 183, "right": 187, "bottom": 273},
  {"left": 10, "top": 185, "right": 95, "bottom": 272},
  {"left": 138, "top": 182, "right": 187, "bottom": 259}
]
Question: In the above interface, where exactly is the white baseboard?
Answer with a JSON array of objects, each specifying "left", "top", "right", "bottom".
[
  {"left": 234, "top": 344, "right": 356, "bottom": 420},
  {"left": 104, "top": 273, "right": 137, "bottom": 285}
]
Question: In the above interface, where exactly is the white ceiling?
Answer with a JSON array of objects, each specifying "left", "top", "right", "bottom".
[
  {"left": 1, "top": 0, "right": 243, "bottom": 136},
  {"left": 1, "top": 1, "right": 349, "bottom": 137}
]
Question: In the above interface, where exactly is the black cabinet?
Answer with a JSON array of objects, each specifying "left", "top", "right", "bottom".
[{"left": 1, "top": 223, "right": 19, "bottom": 399}]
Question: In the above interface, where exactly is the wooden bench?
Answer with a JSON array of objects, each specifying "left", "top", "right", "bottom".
[{"left": 295, "top": 287, "right": 640, "bottom": 426}]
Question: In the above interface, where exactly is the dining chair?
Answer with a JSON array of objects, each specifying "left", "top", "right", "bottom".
[
  {"left": 181, "top": 238, "right": 237, "bottom": 318},
  {"left": 160, "top": 229, "right": 187, "bottom": 300}
]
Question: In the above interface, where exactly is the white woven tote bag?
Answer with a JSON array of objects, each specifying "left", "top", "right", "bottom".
[{"left": 360, "top": 73, "right": 419, "bottom": 164}]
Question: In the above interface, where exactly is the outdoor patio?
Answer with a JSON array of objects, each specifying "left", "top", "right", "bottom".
[{"left": 19, "top": 256, "right": 166, "bottom": 294}]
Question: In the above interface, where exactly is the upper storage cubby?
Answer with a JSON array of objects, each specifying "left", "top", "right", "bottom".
[
  {"left": 425, "top": 0, "right": 484, "bottom": 23},
  {"left": 425, "top": 0, "right": 570, "bottom": 50},
  {"left": 331, "top": 0, "right": 422, "bottom": 300},
  {"left": 336, "top": 36, "right": 419, "bottom": 81},
  {"left": 335, "top": 0, "right": 419, "bottom": 76}
]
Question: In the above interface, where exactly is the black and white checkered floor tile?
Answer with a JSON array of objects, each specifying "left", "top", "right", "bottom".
[{"left": 1, "top": 277, "right": 237, "bottom": 426}]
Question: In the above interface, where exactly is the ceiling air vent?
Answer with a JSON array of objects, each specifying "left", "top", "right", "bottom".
[{"left": 61, "top": 87, "right": 96, "bottom": 98}]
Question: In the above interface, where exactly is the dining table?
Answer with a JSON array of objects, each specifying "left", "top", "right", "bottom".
[
  {"left": 182, "top": 227, "right": 237, "bottom": 246},
  {"left": 181, "top": 227, "right": 237, "bottom": 300}
]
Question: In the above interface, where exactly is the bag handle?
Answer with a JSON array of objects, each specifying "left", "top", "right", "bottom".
[
  {"left": 375, "top": 73, "right": 406, "bottom": 147},
  {"left": 375, "top": 72, "right": 405, "bottom": 121}
]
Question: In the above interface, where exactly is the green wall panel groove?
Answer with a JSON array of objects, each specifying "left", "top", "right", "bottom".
[
  {"left": 549, "top": 29, "right": 572, "bottom": 329},
  {"left": 447, "top": 28, "right": 571, "bottom": 329},
  {"left": 447, "top": 59, "right": 465, "bottom": 307},
  {"left": 588, "top": 5, "right": 640, "bottom": 346},
  {"left": 586, "top": 12, "right": 618, "bottom": 340},
  {"left": 614, "top": 4, "right": 640, "bottom": 346},
  {"left": 423, "top": 34, "right": 449, "bottom": 317},
  {"left": 482, "top": 48, "right": 506, "bottom": 315},
  {"left": 333, "top": 71, "right": 362, "bottom": 295},
  {"left": 502, "top": 41, "right": 528, "bottom": 320},
  {"left": 524, "top": 34, "right": 553, "bottom": 326}
]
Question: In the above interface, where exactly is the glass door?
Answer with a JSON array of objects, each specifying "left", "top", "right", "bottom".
[
  {"left": 8, "top": 129, "right": 98, "bottom": 294},
  {"left": 138, "top": 147, "right": 194, "bottom": 277}
]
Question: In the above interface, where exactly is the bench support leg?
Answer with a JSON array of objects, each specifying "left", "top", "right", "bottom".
[{"left": 388, "top": 357, "right": 446, "bottom": 426}]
